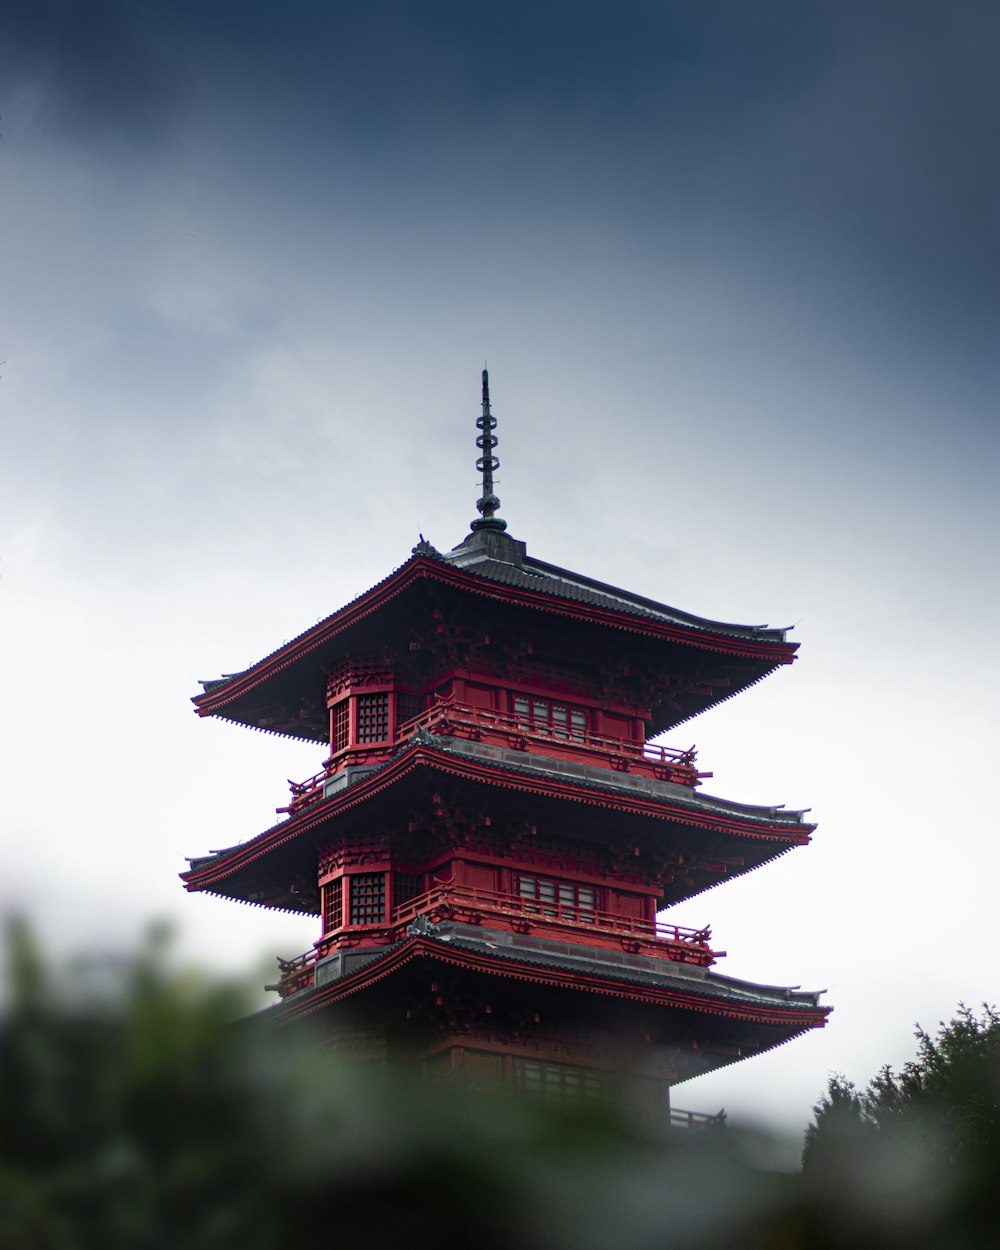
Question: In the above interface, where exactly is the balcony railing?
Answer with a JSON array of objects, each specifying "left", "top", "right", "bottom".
[
  {"left": 270, "top": 881, "right": 719, "bottom": 997},
  {"left": 279, "top": 697, "right": 710, "bottom": 817},
  {"left": 669, "top": 1107, "right": 726, "bottom": 1129},
  {"left": 279, "top": 765, "right": 335, "bottom": 816},
  {"left": 400, "top": 700, "right": 707, "bottom": 781}
]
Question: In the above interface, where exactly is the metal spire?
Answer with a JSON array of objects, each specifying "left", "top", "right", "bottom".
[{"left": 471, "top": 366, "right": 507, "bottom": 532}]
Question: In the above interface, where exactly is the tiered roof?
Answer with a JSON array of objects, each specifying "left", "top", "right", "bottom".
[
  {"left": 183, "top": 369, "right": 828, "bottom": 1059},
  {"left": 182, "top": 729, "right": 813, "bottom": 908},
  {"left": 194, "top": 527, "right": 798, "bottom": 742},
  {"left": 271, "top": 919, "right": 829, "bottom": 1064}
]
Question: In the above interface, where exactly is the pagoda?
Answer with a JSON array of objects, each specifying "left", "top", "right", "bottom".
[{"left": 182, "top": 370, "right": 829, "bottom": 1116}]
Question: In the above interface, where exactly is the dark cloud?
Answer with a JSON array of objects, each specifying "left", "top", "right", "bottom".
[
  {"left": 0, "top": 0, "right": 194, "bottom": 145},
  {"left": 3, "top": 1, "right": 996, "bottom": 374},
  {"left": 200, "top": 1, "right": 998, "bottom": 342},
  {"left": 0, "top": 3, "right": 904, "bottom": 150}
]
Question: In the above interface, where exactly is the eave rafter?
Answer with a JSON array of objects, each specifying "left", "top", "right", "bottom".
[
  {"left": 273, "top": 936, "right": 830, "bottom": 1036},
  {"left": 193, "top": 557, "right": 798, "bottom": 722},
  {"left": 181, "top": 743, "right": 812, "bottom": 897}
]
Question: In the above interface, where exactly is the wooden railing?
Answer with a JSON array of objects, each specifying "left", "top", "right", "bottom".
[
  {"left": 390, "top": 881, "right": 714, "bottom": 953},
  {"left": 277, "top": 765, "right": 331, "bottom": 815},
  {"left": 669, "top": 1107, "right": 726, "bottom": 1129},
  {"left": 398, "top": 699, "right": 705, "bottom": 780},
  {"left": 270, "top": 881, "right": 718, "bottom": 997},
  {"left": 279, "top": 697, "right": 709, "bottom": 816}
]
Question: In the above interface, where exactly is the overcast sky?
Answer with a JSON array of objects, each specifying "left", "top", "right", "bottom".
[{"left": 2, "top": 0, "right": 998, "bottom": 1138}]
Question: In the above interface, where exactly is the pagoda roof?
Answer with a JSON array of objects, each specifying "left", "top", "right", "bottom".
[
  {"left": 181, "top": 731, "right": 813, "bottom": 908},
  {"left": 273, "top": 921, "right": 830, "bottom": 1057},
  {"left": 424, "top": 732, "right": 811, "bottom": 836},
  {"left": 439, "top": 528, "right": 788, "bottom": 644},
  {"left": 194, "top": 528, "right": 797, "bottom": 739}
]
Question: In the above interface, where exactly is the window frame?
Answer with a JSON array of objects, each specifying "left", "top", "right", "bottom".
[
  {"left": 331, "top": 699, "right": 350, "bottom": 754},
  {"left": 512, "top": 694, "right": 588, "bottom": 742},
  {"left": 514, "top": 1059, "right": 604, "bottom": 1103},
  {"left": 349, "top": 872, "right": 387, "bottom": 926},
  {"left": 355, "top": 691, "right": 390, "bottom": 744},
  {"left": 322, "top": 878, "right": 344, "bottom": 933},
  {"left": 516, "top": 873, "right": 598, "bottom": 923}
]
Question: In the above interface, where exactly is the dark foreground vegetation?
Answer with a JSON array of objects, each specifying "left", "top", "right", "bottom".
[{"left": 1, "top": 919, "right": 998, "bottom": 1249}]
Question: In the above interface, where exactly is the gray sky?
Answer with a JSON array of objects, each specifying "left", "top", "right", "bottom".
[{"left": 2, "top": 0, "right": 998, "bottom": 1137}]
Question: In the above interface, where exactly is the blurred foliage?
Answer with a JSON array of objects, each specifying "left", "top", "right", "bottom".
[
  {"left": 2, "top": 920, "right": 1000, "bottom": 1250},
  {"left": 802, "top": 1004, "right": 1000, "bottom": 1248}
]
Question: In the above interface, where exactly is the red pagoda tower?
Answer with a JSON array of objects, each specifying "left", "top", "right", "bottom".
[{"left": 183, "top": 371, "right": 829, "bottom": 1117}]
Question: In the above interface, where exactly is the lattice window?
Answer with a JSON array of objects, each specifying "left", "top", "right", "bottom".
[
  {"left": 513, "top": 696, "right": 587, "bottom": 742},
  {"left": 517, "top": 874, "right": 596, "bottom": 923},
  {"left": 396, "top": 692, "right": 425, "bottom": 729},
  {"left": 349, "top": 873, "right": 386, "bottom": 925},
  {"left": 323, "top": 879, "right": 343, "bottom": 933},
  {"left": 332, "top": 700, "right": 349, "bottom": 753},
  {"left": 356, "top": 693, "right": 389, "bottom": 743},
  {"left": 393, "top": 872, "right": 423, "bottom": 911},
  {"left": 515, "top": 1060, "right": 603, "bottom": 1103}
]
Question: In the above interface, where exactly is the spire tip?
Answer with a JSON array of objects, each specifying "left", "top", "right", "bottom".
[{"left": 472, "top": 365, "right": 506, "bottom": 533}]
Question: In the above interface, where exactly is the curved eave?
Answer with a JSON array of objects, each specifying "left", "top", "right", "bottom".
[
  {"left": 181, "top": 742, "right": 813, "bottom": 897},
  {"left": 273, "top": 936, "right": 831, "bottom": 1037},
  {"left": 192, "top": 556, "right": 798, "bottom": 723}
]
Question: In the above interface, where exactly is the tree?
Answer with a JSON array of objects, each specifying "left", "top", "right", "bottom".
[
  {"left": 802, "top": 1071, "right": 874, "bottom": 1169},
  {"left": 803, "top": 1004, "right": 1000, "bottom": 1247},
  {"left": 805, "top": 1004, "right": 1000, "bottom": 1166},
  {"left": 6, "top": 919, "right": 1000, "bottom": 1250},
  {"left": 0, "top": 917, "right": 802, "bottom": 1250}
]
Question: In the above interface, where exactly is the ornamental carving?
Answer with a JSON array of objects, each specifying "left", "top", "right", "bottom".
[
  {"left": 318, "top": 836, "right": 388, "bottom": 875},
  {"left": 326, "top": 655, "right": 394, "bottom": 701}
]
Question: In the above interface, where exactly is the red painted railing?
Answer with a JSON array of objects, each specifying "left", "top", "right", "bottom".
[
  {"left": 390, "top": 881, "right": 714, "bottom": 951},
  {"left": 399, "top": 700, "right": 704, "bottom": 776},
  {"left": 279, "top": 698, "right": 709, "bottom": 816},
  {"left": 278, "top": 766, "right": 331, "bottom": 815},
  {"left": 270, "top": 881, "right": 718, "bottom": 997}
]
